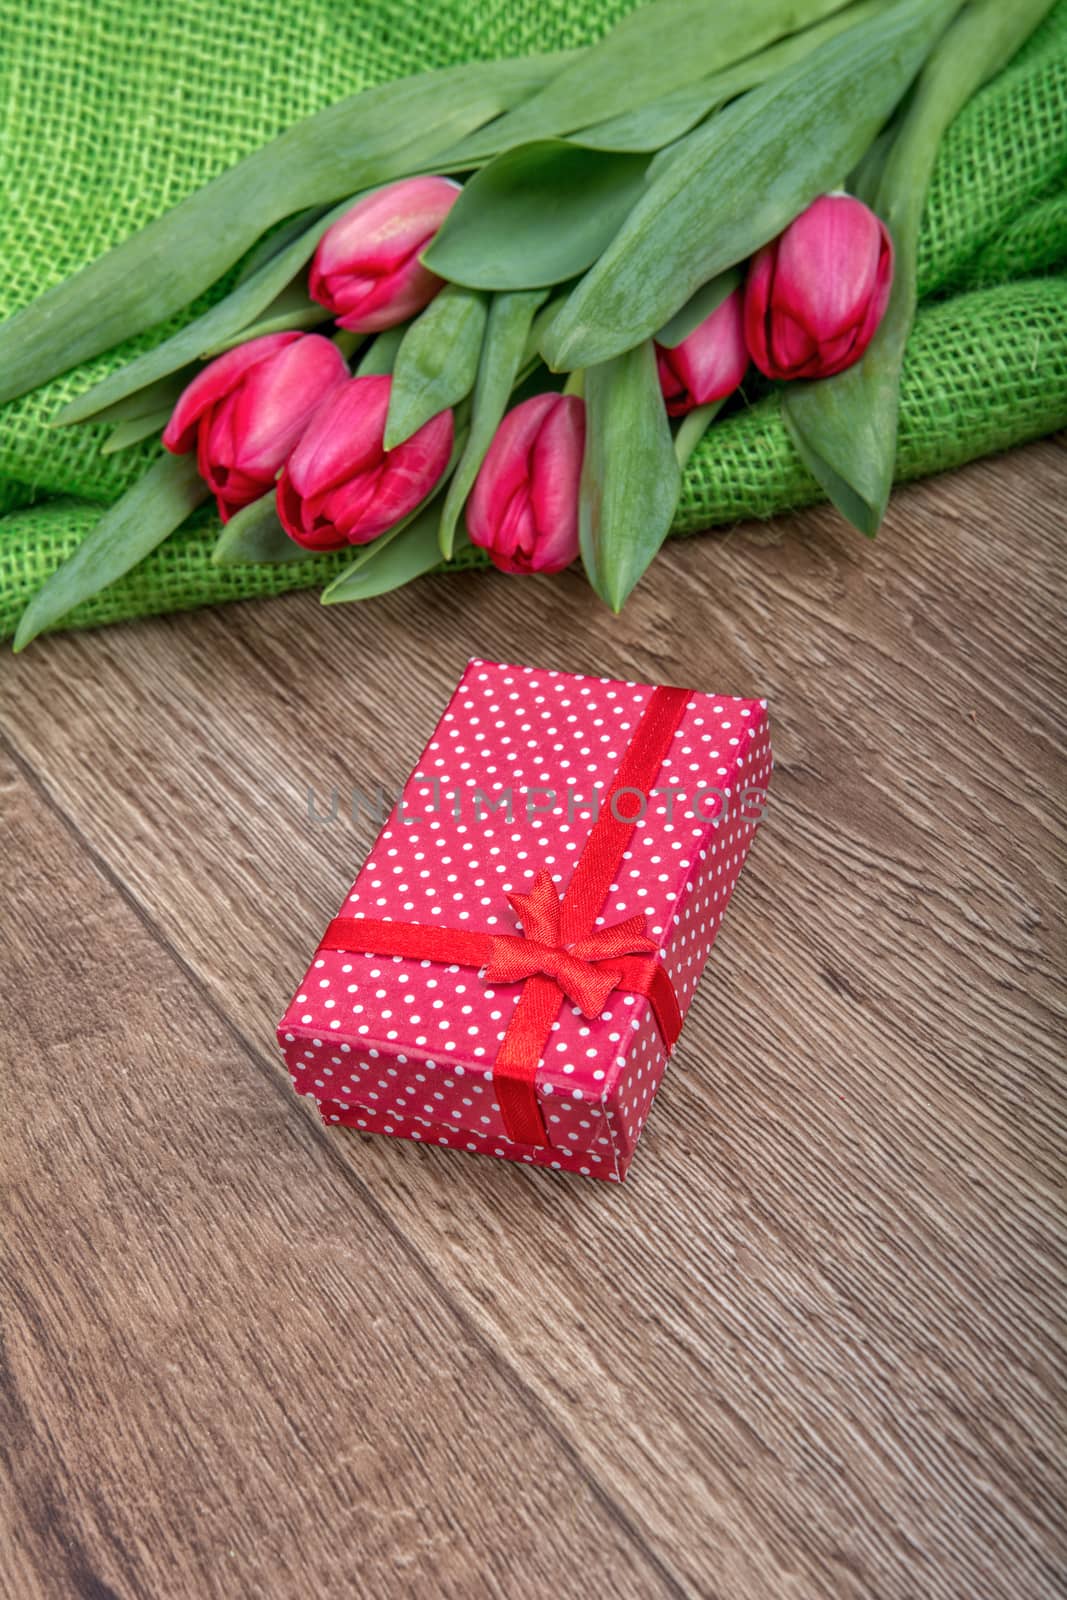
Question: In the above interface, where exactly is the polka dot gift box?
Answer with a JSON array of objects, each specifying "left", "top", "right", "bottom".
[{"left": 277, "top": 659, "right": 772, "bottom": 1181}]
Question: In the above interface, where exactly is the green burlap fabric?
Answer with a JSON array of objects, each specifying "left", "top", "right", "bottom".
[{"left": 1, "top": 0, "right": 1065, "bottom": 640}]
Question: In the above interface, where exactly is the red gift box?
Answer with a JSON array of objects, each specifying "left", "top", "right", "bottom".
[{"left": 278, "top": 659, "right": 771, "bottom": 1181}]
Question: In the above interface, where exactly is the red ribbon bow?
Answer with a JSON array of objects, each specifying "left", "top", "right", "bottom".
[
  {"left": 317, "top": 683, "right": 691, "bottom": 1148},
  {"left": 484, "top": 871, "right": 659, "bottom": 1020}
]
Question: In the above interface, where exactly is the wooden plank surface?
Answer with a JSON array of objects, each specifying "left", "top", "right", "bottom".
[{"left": 1, "top": 439, "right": 1065, "bottom": 1599}]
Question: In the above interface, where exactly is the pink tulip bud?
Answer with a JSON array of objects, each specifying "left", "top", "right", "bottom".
[
  {"left": 655, "top": 287, "right": 748, "bottom": 417},
  {"left": 309, "top": 177, "right": 461, "bottom": 333},
  {"left": 162, "top": 332, "right": 348, "bottom": 522},
  {"left": 467, "top": 393, "right": 585, "bottom": 576},
  {"left": 276, "top": 374, "right": 453, "bottom": 551},
  {"left": 744, "top": 194, "right": 893, "bottom": 382}
]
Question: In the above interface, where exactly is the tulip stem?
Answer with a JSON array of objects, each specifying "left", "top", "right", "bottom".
[
  {"left": 562, "top": 368, "right": 585, "bottom": 399},
  {"left": 673, "top": 399, "right": 726, "bottom": 469},
  {"left": 332, "top": 328, "right": 363, "bottom": 363}
]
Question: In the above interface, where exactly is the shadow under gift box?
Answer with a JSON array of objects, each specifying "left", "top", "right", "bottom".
[{"left": 277, "top": 659, "right": 771, "bottom": 1182}]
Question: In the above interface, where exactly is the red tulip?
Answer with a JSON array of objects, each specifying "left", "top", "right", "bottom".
[
  {"left": 162, "top": 332, "right": 347, "bottom": 521},
  {"left": 309, "top": 177, "right": 460, "bottom": 333},
  {"left": 655, "top": 287, "right": 748, "bottom": 417},
  {"left": 744, "top": 194, "right": 894, "bottom": 381},
  {"left": 277, "top": 374, "right": 453, "bottom": 551},
  {"left": 467, "top": 393, "right": 585, "bottom": 576}
]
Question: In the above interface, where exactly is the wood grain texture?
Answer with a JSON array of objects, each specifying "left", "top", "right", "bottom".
[
  {"left": 1, "top": 438, "right": 1065, "bottom": 1599},
  {"left": 0, "top": 755, "right": 673, "bottom": 1600}
]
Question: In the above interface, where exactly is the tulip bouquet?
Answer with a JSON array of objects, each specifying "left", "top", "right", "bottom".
[{"left": 0, "top": 0, "right": 1055, "bottom": 648}]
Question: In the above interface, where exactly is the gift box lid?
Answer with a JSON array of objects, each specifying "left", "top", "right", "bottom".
[{"left": 279, "top": 659, "right": 769, "bottom": 1157}]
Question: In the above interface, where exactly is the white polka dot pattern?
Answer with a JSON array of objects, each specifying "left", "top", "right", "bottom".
[{"left": 277, "top": 659, "right": 771, "bottom": 1182}]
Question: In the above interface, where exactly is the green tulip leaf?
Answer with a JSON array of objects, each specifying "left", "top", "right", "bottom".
[
  {"left": 573, "top": 78, "right": 741, "bottom": 155},
  {"left": 521, "top": 295, "right": 570, "bottom": 365},
  {"left": 59, "top": 370, "right": 194, "bottom": 430},
  {"left": 543, "top": 0, "right": 963, "bottom": 370},
  {"left": 13, "top": 453, "right": 209, "bottom": 650},
  {"left": 655, "top": 269, "right": 742, "bottom": 348},
  {"left": 421, "top": 142, "right": 650, "bottom": 291},
  {"left": 211, "top": 493, "right": 317, "bottom": 565},
  {"left": 781, "top": 0, "right": 1056, "bottom": 537},
  {"left": 444, "top": 0, "right": 856, "bottom": 164},
  {"left": 384, "top": 286, "right": 488, "bottom": 449},
  {"left": 321, "top": 506, "right": 471, "bottom": 605},
  {"left": 322, "top": 421, "right": 471, "bottom": 598},
  {"left": 673, "top": 397, "right": 728, "bottom": 467},
  {"left": 0, "top": 53, "right": 571, "bottom": 406},
  {"left": 200, "top": 280, "right": 328, "bottom": 356},
  {"left": 438, "top": 289, "right": 547, "bottom": 558},
  {"left": 573, "top": 0, "right": 888, "bottom": 153},
  {"left": 355, "top": 324, "right": 409, "bottom": 377},
  {"left": 579, "top": 340, "right": 680, "bottom": 612},
  {"left": 53, "top": 196, "right": 365, "bottom": 427},
  {"left": 101, "top": 410, "right": 173, "bottom": 454},
  {"left": 234, "top": 207, "right": 329, "bottom": 285}
]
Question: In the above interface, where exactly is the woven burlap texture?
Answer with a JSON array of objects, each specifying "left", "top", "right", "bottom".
[{"left": 1, "top": 0, "right": 1065, "bottom": 639}]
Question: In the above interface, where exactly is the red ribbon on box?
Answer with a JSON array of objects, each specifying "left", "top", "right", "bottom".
[{"left": 318, "top": 683, "right": 691, "bottom": 1146}]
